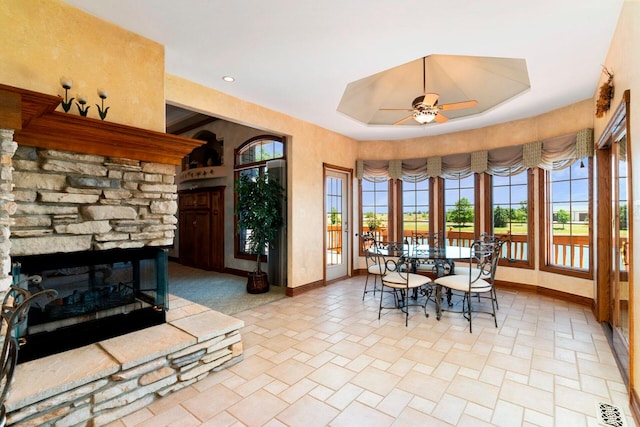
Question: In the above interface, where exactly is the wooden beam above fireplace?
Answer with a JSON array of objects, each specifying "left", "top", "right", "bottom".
[{"left": 0, "top": 85, "right": 203, "bottom": 165}]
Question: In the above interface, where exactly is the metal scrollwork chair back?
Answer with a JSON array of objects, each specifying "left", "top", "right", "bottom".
[{"left": 475, "top": 232, "right": 506, "bottom": 309}]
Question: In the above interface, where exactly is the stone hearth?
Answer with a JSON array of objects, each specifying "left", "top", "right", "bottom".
[{"left": 6, "top": 295, "right": 244, "bottom": 426}]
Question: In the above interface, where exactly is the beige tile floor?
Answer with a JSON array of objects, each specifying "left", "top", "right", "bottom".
[{"left": 109, "top": 275, "right": 637, "bottom": 426}]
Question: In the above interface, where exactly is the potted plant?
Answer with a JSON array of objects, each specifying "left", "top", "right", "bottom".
[{"left": 235, "top": 171, "right": 285, "bottom": 293}]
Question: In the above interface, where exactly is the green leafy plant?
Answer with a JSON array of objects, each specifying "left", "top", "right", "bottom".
[
  {"left": 555, "top": 209, "right": 570, "bottom": 230},
  {"left": 235, "top": 172, "right": 285, "bottom": 274},
  {"left": 447, "top": 197, "right": 474, "bottom": 226},
  {"left": 330, "top": 207, "right": 340, "bottom": 225},
  {"left": 364, "top": 212, "right": 380, "bottom": 231},
  {"left": 493, "top": 206, "right": 509, "bottom": 228}
]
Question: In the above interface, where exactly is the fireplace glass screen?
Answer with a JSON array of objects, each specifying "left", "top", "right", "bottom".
[{"left": 12, "top": 247, "right": 168, "bottom": 363}]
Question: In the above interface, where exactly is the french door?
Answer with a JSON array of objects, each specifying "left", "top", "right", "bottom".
[
  {"left": 610, "top": 122, "right": 631, "bottom": 382},
  {"left": 597, "top": 91, "right": 632, "bottom": 387},
  {"left": 325, "top": 166, "right": 350, "bottom": 281}
]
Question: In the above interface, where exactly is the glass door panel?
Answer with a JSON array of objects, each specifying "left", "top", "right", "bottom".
[
  {"left": 611, "top": 128, "right": 630, "bottom": 383},
  {"left": 326, "top": 169, "right": 349, "bottom": 281}
]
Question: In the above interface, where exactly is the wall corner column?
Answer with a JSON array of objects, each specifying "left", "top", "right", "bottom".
[{"left": 0, "top": 128, "right": 17, "bottom": 292}]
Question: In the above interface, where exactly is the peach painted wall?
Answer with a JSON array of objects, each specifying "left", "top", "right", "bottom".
[
  {"left": 165, "top": 75, "right": 359, "bottom": 289},
  {"left": 0, "top": 0, "right": 165, "bottom": 131}
]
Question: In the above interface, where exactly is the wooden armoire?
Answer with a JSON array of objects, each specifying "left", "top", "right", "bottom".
[{"left": 178, "top": 187, "right": 225, "bottom": 271}]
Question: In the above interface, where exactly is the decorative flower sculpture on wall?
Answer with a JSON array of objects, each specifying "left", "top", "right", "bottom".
[{"left": 596, "top": 67, "right": 614, "bottom": 118}]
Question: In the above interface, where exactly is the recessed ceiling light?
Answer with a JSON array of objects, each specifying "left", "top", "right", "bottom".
[{"left": 222, "top": 76, "right": 235, "bottom": 82}]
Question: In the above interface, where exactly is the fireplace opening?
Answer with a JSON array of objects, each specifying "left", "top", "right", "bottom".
[{"left": 11, "top": 247, "right": 169, "bottom": 363}]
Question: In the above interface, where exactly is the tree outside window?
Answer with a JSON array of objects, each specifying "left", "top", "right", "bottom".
[
  {"left": 444, "top": 174, "right": 476, "bottom": 255},
  {"left": 491, "top": 170, "right": 530, "bottom": 263}
]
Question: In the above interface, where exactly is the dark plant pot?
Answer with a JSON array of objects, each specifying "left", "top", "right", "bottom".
[{"left": 247, "top": 272, "right": 269, "bottom": 294}]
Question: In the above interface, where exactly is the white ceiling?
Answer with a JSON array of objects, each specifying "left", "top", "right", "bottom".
[{"left": 62, "top": 0, "right": 623, "bottom": 141}]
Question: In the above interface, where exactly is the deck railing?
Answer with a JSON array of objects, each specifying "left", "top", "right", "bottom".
[
  {"left": 445, "top": 230, "right": 592, "bottom": 269},
  {"left": 357, "top": 227, "right": 596, "bottom": 269},
  {"left": 327, "top": 225, "right": 343, "bottom": 254}
]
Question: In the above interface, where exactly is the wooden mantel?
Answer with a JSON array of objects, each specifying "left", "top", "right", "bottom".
[{"left": 0, "top": 84, "right": 203, "bottom": 165}]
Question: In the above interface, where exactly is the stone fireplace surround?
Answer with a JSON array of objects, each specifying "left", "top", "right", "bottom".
[{"left": 0, "top": 85, "right": 245, "bottom": 426}]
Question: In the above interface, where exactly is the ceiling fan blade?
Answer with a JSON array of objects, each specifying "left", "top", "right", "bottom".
[
  {"left": 422, "top": 93, "right": 439, "bottom": 106},
  {"left": 440, "top": 100, "right": 478, "bottom": 111},
  {"left": 434, "top": 113, "right": 449, "bottom": 123},
  {"left": 393, "top": 115, "right": 415, "bottom": 125},
  {"left": 379, "top": 108, "right": 413, "bottom": 112}
]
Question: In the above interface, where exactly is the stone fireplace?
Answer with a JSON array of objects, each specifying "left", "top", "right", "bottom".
[
  {"left": 7, "top": 143, "right": 179, "bottom": 362},
  {"left": 7, "top": 131, "right": 179, "bottom": 361},
  {"left": 0, "top": 85, "right": 245, "bottom": 426}
]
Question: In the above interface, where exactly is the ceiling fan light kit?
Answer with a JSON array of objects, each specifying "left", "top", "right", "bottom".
[{"left": 413, "top": 109, "right": 437, "bottom": 124}]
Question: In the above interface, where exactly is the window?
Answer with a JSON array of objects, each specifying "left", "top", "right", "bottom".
[
  {"left": 402, "top": 178, "right": 431, "bottom": 242},
  {"left": 234, "top": 136, "right": 284, "bottom": 259},
  {"left": 443, "top": 174, "right": 476, "bottom": 255},
  {"left": 491, "top": 170, "right": 533, "bottom": 266},
  {"left": 236, "top": 137, "right": 284, "bottom": 166},
  {"left": 360, "top": 177, "right": 389, "bottom": 244},
  {"left": 541, "top": 158, "right": 592, "bottom": 277}
]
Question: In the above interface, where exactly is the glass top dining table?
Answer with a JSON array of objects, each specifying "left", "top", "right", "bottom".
[
  {"left": 411, "top": 245, "right": 472, "bottom": 320},
  {"left": 373, "top": 243, "right": 471, "bottom": 263},
  {"left": 406, "top": 244, "right": 471, "bottom": 260},
  {"left": 373, "top": 242, "right": 472, "bottom": 320}
]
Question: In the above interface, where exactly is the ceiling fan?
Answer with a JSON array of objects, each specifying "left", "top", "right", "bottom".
[{"left": 380, "top": 57, "right": 478, "bottom": 125}]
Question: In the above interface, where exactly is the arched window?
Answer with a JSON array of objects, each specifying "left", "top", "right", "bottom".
[{"left": 234, "top": 136, "right": 285, "bottom": 258}]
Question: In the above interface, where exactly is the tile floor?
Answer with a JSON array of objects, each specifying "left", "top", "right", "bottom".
[{"left": 108, "top": 276, "right": 637, "bottom": 427}]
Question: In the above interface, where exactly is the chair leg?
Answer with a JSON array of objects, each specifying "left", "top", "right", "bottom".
[
  {"left": 490, "top": 289, "right": 498, "bottom": 328},
  {"left": 404, "top": 288, "right": 409, "bottom": 327},
  {"left": 492, "top": 286, "right": 499, "bottom": 310},
  {"left": 363, "top": 274, "right": 380, "bottom": 300},
  {"left": 467, "top": 292, "right": 473, "bottom": 333},
  {"left": 363, "top": 274, "right": 370, "bottom": 300},
  {"left": 378, "top": 283, "right": 384, "bottom": 320},
  {"left": 372, "top": 274, "right": 378, "bottom": 297}
]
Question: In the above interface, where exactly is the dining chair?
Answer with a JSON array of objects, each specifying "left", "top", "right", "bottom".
[
  {"left": 477, "top": 233, "right": 506, "bottom": 309},
  {"left": 432, "top": 235, "right": 502, "bottom": 332},
  {"left": 378, "top": 242, "right": 432, "bottom": 327},
  {"left": 361, "top": 232, "right": 384, "bottom": 300}
]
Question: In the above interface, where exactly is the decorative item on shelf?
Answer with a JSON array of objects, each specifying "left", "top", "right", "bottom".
[
  {"left": 59, "top": 77, "right": 74, "bottom": 112},
  {"left": 76, "top": 94, "right": 90, "bottom": 116},
  {"left": 596, "top": 66, "right": 614, "bottom": 118},
  {"left": 96, "top": 88, "right": 110, "bottom": 120}
]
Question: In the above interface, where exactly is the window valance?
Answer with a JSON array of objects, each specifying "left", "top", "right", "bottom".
[{"left": 357, "top": 128, "right": 593, "bottom": 181}]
